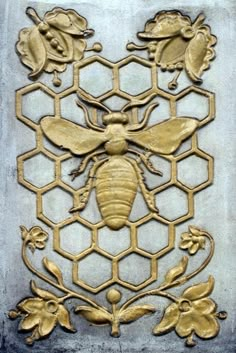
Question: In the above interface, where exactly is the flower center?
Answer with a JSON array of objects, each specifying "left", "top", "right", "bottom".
[
  {"left": 179, "top": 299, "right": 192, "bottom": 312},
  {"left": 45, "top": 300, "right": 58, "bottom": 313}
]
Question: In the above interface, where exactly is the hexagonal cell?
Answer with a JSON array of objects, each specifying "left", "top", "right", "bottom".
[
  {"left": 78, "top": 252, "right": 112, "bottom": 287},
  {"left": 61, "top": 156, "right": 92, "bottom": 190},
  {"left": 119, "top": 62, "right": 152, "bottom": 96},
  {"left": 79, "top": 61, "right": 113, "bottom": 97},
  {"left": 60, "top": 93, "right": 87, "bottom": 126},
  {"left": 103, "top": 94, "right": 128, "bottom": 111},
  {"left": 24, "top": 153, "right": 55, "bottom": 188},
  {"left": 42, "top": 187, "right": 73, "bottom": 223},
  {"left": 22, "top": 89, "right": 54, "bottom": 123},
  {"left": 98, "top": 226, "right": 130, "bottom": 256},
  {"left": 137, "top": 220, "right": 169, "bottom": 254},
  {"left": 143, "top": 155, "right": 171, "bottom": 189},
  {"left": 176, "top": 91, "right": 209, "bottom": 120},
  {"left": 119, "top": 254, "right": 151, "bottom": 285},
  {"left": 59, "top": 222, "right": 92, "bottom": 256},
  {"left": 177, "top": 154, "right": 209, "bottom": 189},
  {"left": 156, "top": 186, "right": 188, "bottom": 221}
]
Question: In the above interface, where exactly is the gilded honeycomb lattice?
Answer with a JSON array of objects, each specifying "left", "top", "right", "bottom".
[{"left": 16, "top": 54, "right": 214, "bottom": 293}]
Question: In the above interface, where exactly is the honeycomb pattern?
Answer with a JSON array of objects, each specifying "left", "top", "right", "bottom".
[{"left": 16, "top": 55, "right": 215, "bottom": 293}]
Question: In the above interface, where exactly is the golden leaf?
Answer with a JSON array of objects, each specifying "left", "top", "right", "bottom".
[
  {"left": 119, "top": 305, "right": 156, "bottom": 323},
  {"left": 16, "top": 27, "right": 46, "bottom": 78},
  {"left": 182, "top": 276, "right": 214, "bottom": 301},
  {"left": 75, "top": 306, "right": 112, "bottom": 325},
  {"left": 43, "top": 257, "right": 64, "bottom": 285},
  {"left": 164, "top": 256, "right": 188, "bottom": 284}
]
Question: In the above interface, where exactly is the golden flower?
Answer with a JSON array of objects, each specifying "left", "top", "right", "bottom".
[
  {"left": 16, "top": 281, "right": 75, "bottom": 345},
  {"left": 16, "top": 8, "right": 101, "bottom": 86},
  {"left": 21, "top": 225, "right": 48, "bottom": 252},
  {"left": 153, "top": 276, "right": 226, "bottom": 346},
  {"left": 128, "top": 11, "right": 216, "bottom": 87},
  {"left": 179, "top": 225, "right": 206, "bottom": 255}
]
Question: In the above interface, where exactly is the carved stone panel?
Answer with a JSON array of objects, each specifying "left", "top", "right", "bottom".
[{"left": 0, "top": 1, "right": 235, "bottom": 352}]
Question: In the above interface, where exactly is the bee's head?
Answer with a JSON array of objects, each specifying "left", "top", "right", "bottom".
[{"left": 102, "top": 112, "right": 129, "bottom": 125}]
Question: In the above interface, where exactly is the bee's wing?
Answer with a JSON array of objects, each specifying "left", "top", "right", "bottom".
[
  {"left": 127, "top": 117, "right": 198, "bottom": 154},
  {"left": 41, "top": 117, "right": 107, "bottom": 155}
]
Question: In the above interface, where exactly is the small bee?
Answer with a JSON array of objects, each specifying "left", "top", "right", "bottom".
[{"left": 40, "top": 92, "right": 198, "bottom": 230}]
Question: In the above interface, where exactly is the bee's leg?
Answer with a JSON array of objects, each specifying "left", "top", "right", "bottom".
[
  {"left": 70, "top": 158, "right": 107, "bottom": 213},
  {"left": 126, "top": 157, "right": 159, "bottom": 213},
  {"left": 69, "top": 149, "right": 106, "bottom": 180},
  {"left": 128, "top": 148, "right": 163, "bottom": 176}
]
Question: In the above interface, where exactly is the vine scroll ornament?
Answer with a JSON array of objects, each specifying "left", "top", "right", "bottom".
[{"left": 9, "top": 7, "right": 227, "bottom": 348}]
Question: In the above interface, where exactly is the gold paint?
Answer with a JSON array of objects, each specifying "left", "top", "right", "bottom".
[
  {"left": 127, "top": 11, "right": 216, "bottom": 89},
  {"left": 16, "top": 7, "right": 102, "bottom": 86},
  {"left": 10, "top": 8, "right": 227, "bottom": 347}
]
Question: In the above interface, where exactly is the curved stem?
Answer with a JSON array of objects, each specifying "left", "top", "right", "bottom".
[
  {"left": 121, "top": 231, "right": 214, "bottom": 310},
  {"left": 121, "top": 290, "right": 178, "bottom": 311},
  {"left": 22, "top": 237, "right": 103, "bottom": 309}
]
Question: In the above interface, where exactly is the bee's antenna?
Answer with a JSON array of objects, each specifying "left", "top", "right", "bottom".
[
  {"left": 77, "top": 90, "right": 111, "bottom": 113},
  {"left": 121, "top": 93, "right": 157, "bottom": 112}
]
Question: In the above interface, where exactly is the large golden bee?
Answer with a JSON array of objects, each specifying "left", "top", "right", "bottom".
[{"left": 41, "top": 92, "right": 198, "bottom": 230}]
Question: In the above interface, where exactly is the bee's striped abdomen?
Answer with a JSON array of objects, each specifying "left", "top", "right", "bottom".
[{"left": 96, "top": 156, "right": 138, "bottom": 230}]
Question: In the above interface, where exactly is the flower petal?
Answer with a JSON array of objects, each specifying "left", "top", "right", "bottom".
[
  {"left": 57, "top": 305, "right": 76, "bottom": 332},
  {"left": 181, "top": 232, "right": 192, "bottom": 241},
  {"left": 19, "top": 313, "right": 40, "bottom": 331},
  {"left": 38, "top": 312, "right": 57, "bottom": 337},
  {"left": 176, "top": 309, "right": 219, "bottom": 339},
  {"left": 189, "top": 243, "right": 199, "bottom": 254},
  {"left": 192, "top": 298, "right": 217, "bottom": 315},
  {"left": 35, "top": 241, "right": 46, "bottom": 249},
  {"left": 175, "top": 311, "right": 194, "bottom": 337},
  {"left": 17, "top": 298, "right": 44, "bottom": 313},
  {"left": 194, "top": 314, "right": 220, "bottom": 338},
  {"left": 180, "top": 240, "right": 192, "bottom": 249},
  {"left": 153, "top": 303, "right": 179, "bottom": 335}
]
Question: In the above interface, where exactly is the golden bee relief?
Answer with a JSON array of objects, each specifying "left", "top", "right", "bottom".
[{"left": 9, "top": 7, "right": 227, "bottom": 348}]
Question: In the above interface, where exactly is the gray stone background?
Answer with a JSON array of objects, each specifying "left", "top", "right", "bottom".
[{"left": 0, "top": 0, "right": 236, "bottom": 352}]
